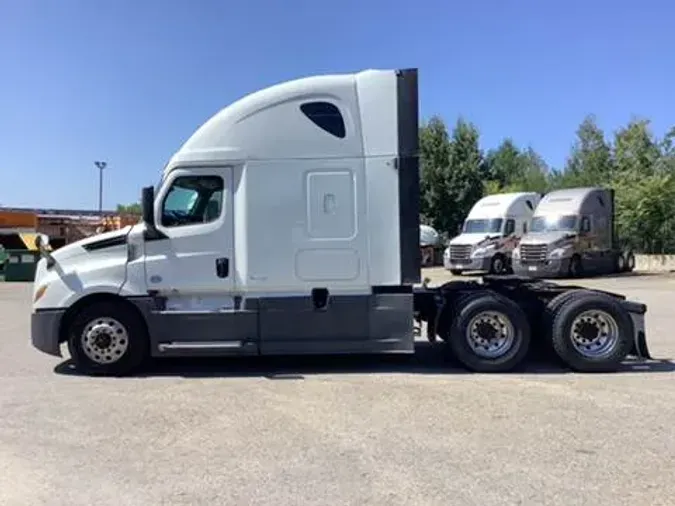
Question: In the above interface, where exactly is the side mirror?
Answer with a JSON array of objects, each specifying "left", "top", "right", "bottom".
[
  {"left": 35, "top": 234, "right": 55, "bottom": 268},
  {"left": 141, "top": 186, "right": 167, "bottom": 240},
  {"left": 142, "top": 186, "right": 155, "bottom": 226}
]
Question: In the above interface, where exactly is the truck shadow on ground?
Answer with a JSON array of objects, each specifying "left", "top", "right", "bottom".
[{"left": 53, "top": 342, "right": 675, "bottom": 379}]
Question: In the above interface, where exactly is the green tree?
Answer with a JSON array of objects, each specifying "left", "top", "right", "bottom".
[
  {"left": 419, "top": 116, "right": 452, "bottom": 226},
  {"left": 443, "top": 118, "right": 485, "bottom": 234},
  {"left": 418, "top": 117, "right": 484, "bottom": 236},
  {"left": 116, "top": 202, "right": 142, "bottom": 215},
  {"left": 483, "top": 138, "right": 523, "bottom": 188},
  {"left": 561, "top": 115, "right": 614, "bottom": 187},
  {"left": 612, "top": 119, "right": 675, "bottom": 253},
  {"left": 613, "top": 119, "right": 661, "bottom": 180},
  {"left": 510, "top": 147, "right": 550, "bottom": 193}
]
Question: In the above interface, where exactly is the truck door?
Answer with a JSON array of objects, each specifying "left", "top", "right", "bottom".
[{"left": 144, "top": 166, "right": 235, "bottom": 300}]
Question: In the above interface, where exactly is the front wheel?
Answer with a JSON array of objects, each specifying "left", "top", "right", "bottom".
[
  {"left": 489, "top": 254, "right": 507, "bottom": 275},
  {"left": 67, "top": 300, "right": 149, "bottom": 376},
  {"left": 568, "top": 254, "right": 583, "bottom": 278}
]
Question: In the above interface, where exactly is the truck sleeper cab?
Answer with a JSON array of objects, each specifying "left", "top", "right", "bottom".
[
  {"left": 30, "top": 69, "right": 650, "bottom": 376},
  {"left": 444, "top": 192, "right": 541, "bottom": 275},
  {"left": 512, "top": 187, "right": 636, "bottom": 278}
]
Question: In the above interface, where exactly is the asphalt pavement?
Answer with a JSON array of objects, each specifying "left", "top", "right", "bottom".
[{"left": 1, "top": 272, "right": 674, "bottom": 506}]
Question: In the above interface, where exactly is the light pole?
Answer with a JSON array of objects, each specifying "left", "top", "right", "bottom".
[{"left": 94, "top": 161, "right": 107, "bottom": 216}]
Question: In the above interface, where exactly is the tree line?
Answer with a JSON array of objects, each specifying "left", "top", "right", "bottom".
[{"left": 420, "top": 115, "right": 675, "bottom": 254}]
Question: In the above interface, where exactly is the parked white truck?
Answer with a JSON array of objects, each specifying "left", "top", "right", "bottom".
[
  {"left": 444, "top": 192, "right": 541, "bottom": 275},
  {"left": 31, "top": 68, "right": 650, "bottom": 375},
  {"left": 512, "top": 187, "right": 636, "bottom": 278}
]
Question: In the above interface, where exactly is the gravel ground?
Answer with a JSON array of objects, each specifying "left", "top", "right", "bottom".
[{"left": 1, "top": 272, "right": 674, "bottom": 506}]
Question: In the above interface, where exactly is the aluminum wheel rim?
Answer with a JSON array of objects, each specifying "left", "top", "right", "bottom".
[
  {"left": 466, "top": 310, "right": 515, "bottom": 358},
  {"left": 570, "top": 310, "right": 620, "bottom": 358},
  {"left": 81, "top": 317, "right": 129, "bottom": 364}
]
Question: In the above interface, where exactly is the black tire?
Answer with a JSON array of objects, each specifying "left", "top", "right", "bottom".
[
  {"left": 445, "top": 292, "right": 531, "bottom": 372},
  {"left": 568, "top": 254, "right": 583, "bottom": 278},
  {"left": 450, "top": 269, "right": 463, "bottom": 276},
  {"left": 542, "top": 290, "right": 589, "bottom": 329},
  {"left": 549, "top": 292, "right": 633, "bottom": 372},
  {"left": 625, "top": 252, "right": 635, "bottom": 272},
  {"left": 67, "top": 300, "right": 149, "bottom": 376},
  {"left": 616, "top": 253, "right": 626, "bottom": 273},
  {"left": 489, "top": 254, "right": 507, "bottom": 275},
  {"left": 434, "top": 290, "right": 489, "bottom": 343}
]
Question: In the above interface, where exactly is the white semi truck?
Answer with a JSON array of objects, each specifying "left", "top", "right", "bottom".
[
  {"left": 444, "top": 192, "right": 541, "bottom": 275},
  {"left": 512, "top": 187, "right": 636, "bottom": 278},
  {"left": 31, "top": 68, "right": 650, "bottom": 375}
]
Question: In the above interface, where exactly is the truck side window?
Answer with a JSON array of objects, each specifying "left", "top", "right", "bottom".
[
  {"left": 300, "top": 102, "right": 346, "bottom": 139},
  {"left": 580, "top": 216, "right": 591, "bottom": 233},
  {"left": 161, "top": 175, "right": 224, "bottom": 227},
  {"left": 504, "top": 219, "right": 515, "bottom": 236}
]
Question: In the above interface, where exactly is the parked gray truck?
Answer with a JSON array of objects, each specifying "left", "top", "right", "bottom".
[{"left": 512, "top": 187, "right": 635, "bottom": 278}]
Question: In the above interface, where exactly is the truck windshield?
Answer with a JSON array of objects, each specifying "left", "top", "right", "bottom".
[
  {"left": 463, "top": 219, "right": 503, "bottom": 234},
  {"left": 530, "top": 215, "right": 577, "bottom": 233}
]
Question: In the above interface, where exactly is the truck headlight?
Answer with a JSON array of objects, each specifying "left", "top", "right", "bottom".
[
  {"left": 472, "top": 245, "right": 496, "bottom": 258},
  {"left": 443, "top": 247, "right": 450, "bottom": 259},
  {"left": 549, "top": 247, "right": 569, "bottom": 258}
]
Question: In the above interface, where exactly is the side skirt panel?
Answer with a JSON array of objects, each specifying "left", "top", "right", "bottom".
[{"left": 127, "top": 292, "right": 415, "bottom": 357}]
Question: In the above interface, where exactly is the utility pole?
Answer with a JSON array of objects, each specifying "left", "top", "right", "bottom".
[{"left": 94, "top": 161, "right": 108, "bottom": 216}]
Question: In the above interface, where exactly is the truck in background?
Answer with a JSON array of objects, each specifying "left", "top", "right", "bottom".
[
  {"left": 443, "top": 192, "right": 541, "bottom": 275},
  {"left": 420, "top": 224, "right": 442, "bottom": 267},
  {"left": 30, "top": 68, "right": 651, "bottom": 375},
  {"left": 512, "top": 187, "right": 635, "bottom": 278}
]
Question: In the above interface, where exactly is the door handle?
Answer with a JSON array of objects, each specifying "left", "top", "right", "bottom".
[{"left": 216, "top": 257, "right": 229, "bottom": 278}]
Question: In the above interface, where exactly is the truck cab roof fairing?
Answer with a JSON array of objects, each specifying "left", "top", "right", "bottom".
[{"left": 166, "top": 69, "right": 413, "bottom": 169}]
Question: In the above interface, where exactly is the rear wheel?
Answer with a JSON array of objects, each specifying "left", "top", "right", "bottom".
[
  {"left": 549, "top": 292, "right": 633, "bottom": 372},
  {"left": 67, "top": 300, "right": 149, "bottom": 376},
  {"left": 450, "top": 269, "right": 463, "bottom": 276},
  {"left": 443, "top": 292, "right": 531, "bottom": 372},
  {"left": 625, "top": 252, "right": 636, "bottom": 272},
  {"left": 616, "top": 253, "right": 626, "bottom": 273}
]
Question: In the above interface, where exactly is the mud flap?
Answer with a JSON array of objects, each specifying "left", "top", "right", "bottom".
[
  {"left": 623, "top": 300, "right": 651, "bottom": 359},
  {"left": 629, "top": 328, "right": 652, "bottom": 360}
]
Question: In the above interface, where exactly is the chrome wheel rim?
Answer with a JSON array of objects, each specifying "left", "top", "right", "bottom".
[
  {"left": 466, "top": 310, "right": 515, "bottom": 358},
  {"left": 570, "top": 310, "right": 620, "bottom": 358},
  {"left": 81, "top": 317, "right": 129, "bottom": 364}
]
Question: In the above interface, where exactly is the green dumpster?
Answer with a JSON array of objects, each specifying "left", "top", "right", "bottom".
[
  {"left": 4, "top": 249, "right": 40, "bottom": 282},
  {"left": 0, "top": 246, "right": 7, "bottom": 274}
]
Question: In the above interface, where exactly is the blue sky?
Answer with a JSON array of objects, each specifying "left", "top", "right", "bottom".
[{"left": 1, "top": 0, "right": 673, "bottom": 210}]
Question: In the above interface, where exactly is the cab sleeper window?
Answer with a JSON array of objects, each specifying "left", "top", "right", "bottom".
[
  {"left": 300, "top": 102, "right": 346, "bottom": 138},
  {"left": 161, "top": 175, "right": 224, "bottom": 227}
]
